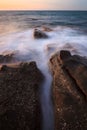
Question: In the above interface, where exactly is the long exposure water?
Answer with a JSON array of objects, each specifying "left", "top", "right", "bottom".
[{"left": 0, "top": 11, "right": 87, "bottom": 130}]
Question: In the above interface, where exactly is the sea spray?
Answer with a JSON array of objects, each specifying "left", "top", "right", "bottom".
[
  {"left": 37, "top": 49, "right": 54, "bottom": 130},
  {"left": 0, "top": 27, "right": 87, "bottom": 130},
  {"left": 40, "top": 67, "right": 54, "bottom": 130}
]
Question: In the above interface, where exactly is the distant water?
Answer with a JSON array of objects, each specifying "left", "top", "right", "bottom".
[
  {"left": 0, "top": 11, "right": 87, "bottom": 55},
  {"left": 0, "top": 11, "right": 87, "bottom": 130},
  {"left": 0, "top": 11, "right": 87, "bottom": 35}
]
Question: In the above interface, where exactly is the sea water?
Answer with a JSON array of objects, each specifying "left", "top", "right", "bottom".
[{"left": 0, "top": 11, "right": 87, "bottom": 130}]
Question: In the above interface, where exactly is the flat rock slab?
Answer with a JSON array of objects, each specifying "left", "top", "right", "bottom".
[
  {"left": 0, "top": 62, "right": 44, "bottom": 130},
  {"left": 50, "top": 50, "right": 87, "bottom": 130}
]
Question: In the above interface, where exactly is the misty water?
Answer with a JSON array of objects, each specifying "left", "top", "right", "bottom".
[{"left": 0, "top": 11, "right": 87, "bottom": 130}]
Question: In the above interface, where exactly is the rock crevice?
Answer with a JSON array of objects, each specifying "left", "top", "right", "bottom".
[{"left": 50, "top": 50, "right": 87, "bottom": 130}]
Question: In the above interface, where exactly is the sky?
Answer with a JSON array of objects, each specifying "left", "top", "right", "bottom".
[{"left": 0, "top": 0, "right": 87, "bottom": 10}]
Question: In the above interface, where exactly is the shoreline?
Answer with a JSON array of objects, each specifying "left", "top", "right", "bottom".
[{"left": 0, "top": 50, "right": 87, "bottom": 130}]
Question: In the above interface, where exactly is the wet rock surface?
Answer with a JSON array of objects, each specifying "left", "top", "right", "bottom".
[
  {"left": 33, "top": 29, "right": 48, "bottom": 39},
  {"left": 50, "top": 50, "right": 87, "bottom": 130},
  {"left": 0, "top": 53, "right": 15, "bottom": 63},
  {"left": 0, "top": 62, "right": 44, "bottom": 130}
]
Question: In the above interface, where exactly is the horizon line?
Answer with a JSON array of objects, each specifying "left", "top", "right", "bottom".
[{"left": 0, "top": 9, "right": 87, "bottom": 11}]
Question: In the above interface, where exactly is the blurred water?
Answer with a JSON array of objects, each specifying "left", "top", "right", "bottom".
[
  {"left": 0, "top": 11, "right": 87, "bottom": 130},
  {"left": 0, "top": 11, "right": 87, "bottom": 35}
]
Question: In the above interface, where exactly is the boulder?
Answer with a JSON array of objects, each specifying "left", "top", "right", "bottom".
[
  {"left": 0, "top": 62, "right": 44, "bottom": 130},
  {"left": 50, "top": 50, "right": 87, "bottom": 130},
  {"left": 33, "top": 29, "right": 48, "bottom": 39}
]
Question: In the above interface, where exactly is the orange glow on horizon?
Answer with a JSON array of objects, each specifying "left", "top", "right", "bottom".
[
  {"left": 0, "top": 0, "right": 51, "bottom": 10},
  {"left": 0, "top": 1, "right": 35, "bottom": 10},
  {"left": 0, "top": 0, "right": 87, "bottom": 10}
]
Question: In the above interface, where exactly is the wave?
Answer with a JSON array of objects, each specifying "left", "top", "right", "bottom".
[
  {"left": 0, "top": 26, "right": 87, "bottom": 130},
  {"left": 0, "top": 26, "right": 87, "bottom": 59}
]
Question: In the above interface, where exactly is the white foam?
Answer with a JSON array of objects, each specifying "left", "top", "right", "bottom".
[
  {"left": 0, "top": 27, "right": 87, "bottom": 57},
  {"left": 0, "top": 26, "right": 87, "bottom": 130}
]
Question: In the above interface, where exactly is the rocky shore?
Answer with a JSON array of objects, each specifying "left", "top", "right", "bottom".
[
  {"left": 0, "top": 49, "right": 87, "bottom": 130},
  {"left": 50, "top": 50, "right": 87, "bottom": 130},
  {"left": 0, "top": 61, "right": 44, "bottom": 130}
]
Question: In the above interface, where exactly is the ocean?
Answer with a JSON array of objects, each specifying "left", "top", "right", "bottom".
[
  {"left": 0, "top": 11, "right": 87, "bottom": 130},
  {"left": 0, "top": 11, "right": 87, "bottom": 33},
  {"left": 0, "top": 11, "right": 87, "bottom": 57}
]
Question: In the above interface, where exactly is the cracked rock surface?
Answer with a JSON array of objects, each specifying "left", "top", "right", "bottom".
[
  {"left": 0, "top": 62, "right": 44, "bottom": 130},
  {"left": 50, "top": 50, "right": 87, "bottom": 130}
]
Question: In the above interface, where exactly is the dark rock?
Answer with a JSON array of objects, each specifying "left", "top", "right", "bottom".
[
  {"left": 0, "top": 62, "right": 44, "bottom": 130},
  {"left": 50, "top": 50, "right": 87, "bottom": 130},
  {"left": 0, "top": 54, "right": 15, "bottom": 63},
  {"left": 60, "top": 50, "right": 71, "bottom": 61},
  {"left": 0, "top": 65, "right": 8, "bottom": 71},
  {"left": 33, "top": 29, "right": 48, "bottom": 39}
]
